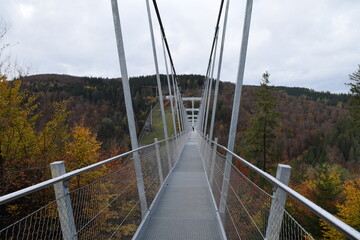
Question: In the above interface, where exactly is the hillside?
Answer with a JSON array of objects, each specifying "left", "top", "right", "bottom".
[
  {"left": 213, "top": 82, "right": 352, "bottom": 167},
  {"left": 1, "top": 73, "right": 359, "bottom": 238},
  {"left": 18, "top": 73, "right": 356, "bottom": 172},
  {"left": 177, "top": 77, "right": 356, "bottom": 171}
]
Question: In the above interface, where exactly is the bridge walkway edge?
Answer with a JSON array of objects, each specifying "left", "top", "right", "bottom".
[{"left": 134, "top": 132, "right": 226, "bottom": 240}]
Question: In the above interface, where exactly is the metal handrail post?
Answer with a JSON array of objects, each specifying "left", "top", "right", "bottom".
[
  {"left": 266, "top": 164, "right": 291, "bottom": 240},
  {"left": 50, "top": 162, "right": 77, "bottom": 240},
  {"left": 154, "top": 138, "right": 164, "bottom": 185},
  {"left": 205, "top": 135, "right": 212, "bottom": 173},
  {"left": 209, "top": 138, "right": 218, "bottom": 185},
  {"left": 146, "top": 0, "right": 172, "bottom": 172},
  {"left": 204, "top": 134, "right": 209, "bottom": 162},
  {"left": 171, "top": 134, "right": 177, "bottom": 164},
  {"left": 175, "top": 133, "right": 179, "bottom": 160},
  {"left": 111, "top": 0, "right": 148, "bottom": 218},
  {"left": 209, "top": 0, "right": 231, "bottom": 141},
  {"left": 201, "top": 134, "right": 207, "bottom": 157},
  {"left": 219, "top": 0, "right": 253, "bottom": 221}
]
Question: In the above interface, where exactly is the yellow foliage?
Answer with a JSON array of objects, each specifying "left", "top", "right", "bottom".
[
  {"left": 120, "top": 224, "right": 138, "bottom": 237},
  {"left": 0, "top": 77, "right": 38, "bottom": 166},
  {"left": 66, "top": 124, "right": 101, "bottom": 169},
  {"left": 37, "top": 101, "right": 70, "bottom": 165},
  {"left": 321, "top": 178, "right": 360, "bottom": 239}
]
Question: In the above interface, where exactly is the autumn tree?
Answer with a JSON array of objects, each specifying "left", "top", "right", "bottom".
[
  {"left": 0, "top": 77, "right": 39, "bottom": 194},
  {"left": 66, "top": 124, "right": 101, "bottom": 167},
  {"left": 292, "top": 164, "right": 344, "bottom": 238},
  {"left": 65, "top": 124, "right": 102, "bottom": 187},
  {"left": 0, "top": 77, "right": 51, "bottom": 229},
  {"left": 243, "top": 72, "right": 281, "bottom": 172},
  {"left": 0, "top": 77, "right": 80, "bottom": 194},
  {"left": 321, "top": 178, "right": 360, "bottom": 239},
  {"left": 37, "top": 101, "right": 70, "bottom": 166}
]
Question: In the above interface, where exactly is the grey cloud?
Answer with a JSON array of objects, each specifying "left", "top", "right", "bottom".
[{"left": 0, "top": 0, "right": 359, "bottom": 93}]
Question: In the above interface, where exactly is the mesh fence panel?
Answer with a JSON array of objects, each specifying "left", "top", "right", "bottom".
[
  {"left": 139, "top": 147, "right": 160, "bottom": 207},
  {"left": 224, "top": 165, "right": 272, "bottom": 239},
  {"left": 212, "top": 153, "right": 226, "bottom": 207},
  {"left": 197, "top": 134, "right": 314, "bottom": 240},
  {"left": 0, "top": 134, "right": 190, "bottom": 240},
  {"left": 0, "top": 199, "right": 62, "bottom": 239},
  {"left": 159, "top": 141, "right": 170, "bottom": 179},
  {"left": 0, "top": 158, "right": 142, "bottom": 240}
]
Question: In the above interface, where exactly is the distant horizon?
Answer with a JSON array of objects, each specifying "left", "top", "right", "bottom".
[{"left": 18, "top": 72, "right": 351, "bottom": 95}]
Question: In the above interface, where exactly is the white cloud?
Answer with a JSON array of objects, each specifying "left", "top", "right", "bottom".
[
  {"left": 19, "top": 3, "right": 35, "bottom": 19},
  {"left": 0, "top": 0, "right": 359, "bottom": 93}
]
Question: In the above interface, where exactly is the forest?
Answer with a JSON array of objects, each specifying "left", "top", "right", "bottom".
[{"left": 0, "top": 71, "right": 359, "bottom": 239}]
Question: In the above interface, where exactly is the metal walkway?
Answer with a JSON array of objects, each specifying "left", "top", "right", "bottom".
[{"left": 136, "top": 132, "right": 225, "bottom": 239}]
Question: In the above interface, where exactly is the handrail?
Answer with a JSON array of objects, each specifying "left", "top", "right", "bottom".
[
  {"left": 199, "top": 133, "right": 360, "bottom": 240},
  {"left": 0, "top": 133, "right": 186, "bottom": 206}
]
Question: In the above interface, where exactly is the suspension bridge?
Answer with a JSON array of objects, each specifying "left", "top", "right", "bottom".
[{"left": 1, "top": 0, "right": 360, "bottom": 239}]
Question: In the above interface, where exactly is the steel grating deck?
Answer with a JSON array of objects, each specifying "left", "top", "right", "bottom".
[{"left": 137, "top": 133, "right": 224, "bottom": 240}]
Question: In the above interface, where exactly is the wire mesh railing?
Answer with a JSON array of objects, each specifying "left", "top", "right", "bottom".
[
  {"left": 197, "top": 132, "right": 360, "bottom": 240},
  {"left": 0, "top": 131, "right": 190, "bottom": 240}
]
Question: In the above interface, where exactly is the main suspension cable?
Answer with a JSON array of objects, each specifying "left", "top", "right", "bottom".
[
  {"left": 151, "top": 0, "right": 177, "bottom": 77},
  {"left": 205, "top": 0, "right": 225, "bottom": 77}
]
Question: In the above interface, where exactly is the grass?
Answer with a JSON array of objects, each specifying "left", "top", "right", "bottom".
[{"left": 139, "top": 103, "right": 176, "bottom": 146}]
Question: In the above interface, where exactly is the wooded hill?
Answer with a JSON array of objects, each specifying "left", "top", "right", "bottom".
[
  {"left": 17, "top": 73, "right": 357, "bottom": 174},
  {"left": 1, "top": 73, "right": 359, "bottom": 239}
]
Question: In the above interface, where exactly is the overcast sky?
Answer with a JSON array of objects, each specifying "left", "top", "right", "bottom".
[{"left": 1, "top": 0, "right": 359, "bottom": 93}]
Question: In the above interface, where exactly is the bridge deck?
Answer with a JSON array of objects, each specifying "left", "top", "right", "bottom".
[{"left": 137, "top": 133, "right": 224, "bottom": 239}]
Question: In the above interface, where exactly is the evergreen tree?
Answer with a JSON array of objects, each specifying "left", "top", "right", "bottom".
[
  {"left": 244, "top": 72, "right": 281, "bottom": 172},
  {"left": 347, "top": 65, "right": 360, "bottom": 131},
  {"left": 327, "top": 117, "right": 360, "bottom": 163},
  {"left": 343, "top": 66, "right": 360, "bottom": 167},
  {"left": 133, "top": 91, "right": 142, "bottom": 110}
]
